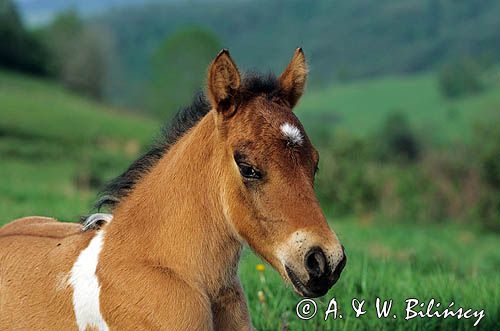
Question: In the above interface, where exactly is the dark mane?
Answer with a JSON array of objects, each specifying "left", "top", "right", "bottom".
[{"left": 95, "top": 72, "right": 281, "bottom": 211}]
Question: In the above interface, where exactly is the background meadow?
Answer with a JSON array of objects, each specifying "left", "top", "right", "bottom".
[{"left": 1, "top": 0, "right": 499, "bottom": 329}]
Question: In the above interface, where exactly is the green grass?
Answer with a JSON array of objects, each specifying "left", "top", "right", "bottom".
[
  {"left": 241, "top": 220, "right": 500, "bottom": 330},
  {"left": 297, "top": 72, "right": 500, "bottom": 143},
  {"left": 0, "top": 71, "right": 157, "bottom": 145},
  {"left": 0, "top": 70, "right": 157, "bottom": 221},
  {"left": 1, "top": 71, "right": 499, "bottom": 330}
]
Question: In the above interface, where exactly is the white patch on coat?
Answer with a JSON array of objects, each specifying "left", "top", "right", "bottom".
[
  {"left": 280, "top": 122, "right": 303, "bottom": 145},
  {"left": 69, "top": 231, "right": 109, "bottom": 331}
]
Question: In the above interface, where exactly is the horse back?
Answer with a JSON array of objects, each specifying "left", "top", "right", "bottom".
[
  {"left": 0, "top": 216, "right": 82, "bottom": 238},
  {"left": 0, "top": 216, "right": 95, "bottom": 330}
]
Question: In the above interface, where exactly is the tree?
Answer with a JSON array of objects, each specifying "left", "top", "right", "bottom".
[
  {"left": 149, "top": 26, "right": 222, "bottom": 119},
  {"left": 38, "top": 11, "right": 83, "bottom": 76},
  {"left": 59, "top": 27, "right": 110, "bottom": 100},
  {"left": 39, "top": 11, "right": 113, "bottom": 100},
  {"left": 0, "top": 0, "right": 48, "bottom": 74}
]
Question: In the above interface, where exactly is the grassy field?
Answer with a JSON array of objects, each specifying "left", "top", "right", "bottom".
[
  {"left": 242, "top": 220, "right": 500, "bottom": 330},
  {"left": 1, "top": 71, "right": 499, "bottom": 330},
  {"left": 0, "top": 70, "right": 157, "bottom": 221},
  {"left": 298, "top": 72, "right": 500, "bottom": 143}
]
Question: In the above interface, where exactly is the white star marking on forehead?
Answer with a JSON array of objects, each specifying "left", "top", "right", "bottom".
[{"left": 280, "top": 122, "right": 303, "bottom": 145}]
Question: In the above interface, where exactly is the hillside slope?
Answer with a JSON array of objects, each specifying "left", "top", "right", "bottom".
[
  {"left": 0, "top": 71, "right": 157, "bottom": 222},
  {"left": 297, "top": 72, "right": 500, "bottom": 142},
  {"left": 96, "top": 0, "right": 500, "bottom": 86}
]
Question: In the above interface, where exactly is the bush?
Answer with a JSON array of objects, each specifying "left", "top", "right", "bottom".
[
  {"left": 438, "top": 57, "right": 484, "bottom": 98},
  {"left": 315, "top": 132, "right": 379, "bottom": 216},
  {"left": 313, "top": 112, "right": 499, "bottom": 230},
  {"left": 473, "top": 118, "right": 500, "bottom": 231},
  {"left": 375, "top": 111, "right": 420, "bottom": 162}
]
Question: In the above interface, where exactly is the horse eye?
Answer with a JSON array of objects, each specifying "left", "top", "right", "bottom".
[{"left": 237, "top": 162, "right": 261, "bottom": 180}]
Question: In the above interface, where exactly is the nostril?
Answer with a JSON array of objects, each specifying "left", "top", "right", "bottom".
[{"left": 305, "top": 247, "right": 327, "bottom": 278}]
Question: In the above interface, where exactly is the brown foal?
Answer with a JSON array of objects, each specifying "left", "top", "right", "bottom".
[{"left": 0, "top": 48, "right": 346, "bottom": 330}]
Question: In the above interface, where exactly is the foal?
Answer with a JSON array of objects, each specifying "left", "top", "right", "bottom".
[{"left": 0, "top": 49, "right": 346, "bottom": 330}]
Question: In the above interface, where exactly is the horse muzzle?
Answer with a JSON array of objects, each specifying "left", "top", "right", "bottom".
[{"left": 285, "top": 246, "right": 346, "bottom": 298}]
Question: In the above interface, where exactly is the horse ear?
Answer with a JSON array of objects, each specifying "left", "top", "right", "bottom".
[
  {"left": 207, "top": 49, "right": 241, "bottom": 115},
  {"left": 279, "top": 48, "right": 308, "bottom": 108}
]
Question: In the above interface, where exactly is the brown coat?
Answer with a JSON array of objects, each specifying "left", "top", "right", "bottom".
[{"left": 0, "top": 49, "right": 345, "bottom": 330}]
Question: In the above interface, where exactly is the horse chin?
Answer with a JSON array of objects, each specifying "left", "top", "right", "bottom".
[{"left": 285, "top": 266, "right": 327, "bottom": 298}]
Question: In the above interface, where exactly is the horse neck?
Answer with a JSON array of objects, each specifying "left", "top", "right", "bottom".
[{"left": 104, "top": 112, "right": 242, "bottom": 296}]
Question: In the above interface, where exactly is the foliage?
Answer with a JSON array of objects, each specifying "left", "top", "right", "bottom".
[
  {"left": 38, "top": 11, "right": 114, "bottom": 100},
  {"left": 315, "top": 132, "right": 378, "bottom": 216},
  {"left": 0, "top": 0, "right": 48, "bottom": 75},
  {"left": 95, "top": 0, "right": 500, "bottom": 106},
  {"left": 375, "top": 111, "right": 420, "bottom": 162},
  {"left": 149, "top": 26, "right": 221, "bottom": 119},
  {"left": 0, "top": 5, "right": 114, "bottom": 100},
  {"left": 312, "top": 112, "right": 499, "bottom": 228},
  {"left": 473, "top": 118, "right": 500, "bottom": 231},
  {"left": 438, "top": 57, "right": 484, "bottom": 98}
]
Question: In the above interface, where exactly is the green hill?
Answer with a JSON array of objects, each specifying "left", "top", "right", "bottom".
[
  {"left": 96, "top": 0, "right": 500, "bottom": 88},
  {"left": 0, "top": 70, "right": 156, "bottom": 145},
  {"left": 298, "top": 72, "right": 500, "bottom": 143},
  {"left": 0, "top": 70, "right": 157, "bottom": 222}
]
